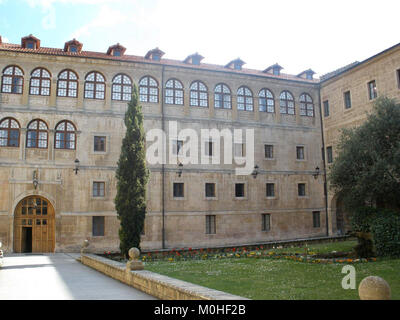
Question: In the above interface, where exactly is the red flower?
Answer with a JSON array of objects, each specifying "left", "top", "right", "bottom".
[
  {"left": 188, "top": 247, "right": 192, "bottom": 251},
  {"left": 232, "top": 248, "right": 236, "bottom": 252}
]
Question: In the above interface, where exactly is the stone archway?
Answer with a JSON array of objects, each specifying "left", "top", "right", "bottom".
[{"left": 13, "top": 195, "right": 55, "bottom": 253}]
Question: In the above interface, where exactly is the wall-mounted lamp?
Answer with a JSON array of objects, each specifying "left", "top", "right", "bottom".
[
  {"left": 177, "top": 162, "right": 183, "bottom": 177},
  {"left": 313, "top": 166, "right": 320, "bottom": 179},
  {"left": 252, "top": 165, "right": 259, "bottom": 179},
  {"left": 73, "top": 158, "right": 80, "bottom": 175}
]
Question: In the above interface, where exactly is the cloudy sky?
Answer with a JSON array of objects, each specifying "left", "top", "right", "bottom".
[{"left": 0, "top": 0, "right": 399, "bottom": 77}]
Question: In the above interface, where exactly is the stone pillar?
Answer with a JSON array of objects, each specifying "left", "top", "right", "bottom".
[
  {"left": 104, "top": 83, "right": 111, "bottom": 110},
  {"left": 126, "top": 247, "right": 144, "bottom": 271},
  {"left": 76, "top": 81, "right": 84, "bottom": 109},
  {"left": 49, "top": 78, "right": 57, "bottom": 107},
  {"left": 254, "top": 95, "right": 260, "bottom": 122},
  {"left": 22, "top": 76, "right": 30, "bottom": 106}
]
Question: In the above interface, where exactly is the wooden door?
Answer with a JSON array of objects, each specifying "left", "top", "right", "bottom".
[{"left": 14, "top": 196, "right": 55, "bottom": 253}]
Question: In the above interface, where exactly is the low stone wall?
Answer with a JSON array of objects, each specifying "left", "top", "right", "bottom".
[{"left": 80, "top": 254, "right": 248, "bottom": 300}]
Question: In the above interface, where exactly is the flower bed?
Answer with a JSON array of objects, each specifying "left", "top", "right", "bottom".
[{"left": 99, "top": 246, "right": 377, "bottom": 265}]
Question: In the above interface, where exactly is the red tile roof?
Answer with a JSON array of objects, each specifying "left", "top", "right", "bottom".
[{"left": 0, "top": 42, "right": 319, "bottom": 84}]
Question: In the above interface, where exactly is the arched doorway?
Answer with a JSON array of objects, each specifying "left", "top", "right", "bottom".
[{"left": 13, "top": 196, "right": 55, "bottom": 253}]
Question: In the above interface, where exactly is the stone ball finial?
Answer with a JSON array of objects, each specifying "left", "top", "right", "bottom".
[
  {"left": 82, "top": 239, "right": 89, "bottom": 248},
  {"left": 359, "top": 276, "right": 391, "bottom": 300},
  {"left": 128, "top": 247, "right": 140, "bottom": 260},
  {"left": 0, "top": 241, "right": 2, "bottom": 248}
]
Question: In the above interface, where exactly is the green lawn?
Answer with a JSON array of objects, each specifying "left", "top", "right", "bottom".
[{"left": 144, "top": 240, "right": 400, "bottom": 300}]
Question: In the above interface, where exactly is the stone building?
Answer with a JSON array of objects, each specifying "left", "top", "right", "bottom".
[
  {"left": 320, "top": 42, "right": 400, "bottom": 235},
  {"left": 3, "top": 34, "right": 397, "bottom": 253}
]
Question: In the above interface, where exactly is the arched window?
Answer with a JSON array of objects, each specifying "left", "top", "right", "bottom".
[
  {"left": 112, "top": 74, "right": 132, "bottom": 101},
  {"left": 57, "top": 69, "right": 78, "bottom": 98},
  {"left": 139, "top": 76, "right": 159, "bottom": 103},
  {"left": 55, "top": 120, "right": 76, "bottom": 150},
  {"left": 259, "top": 88, "right": 275, "bottom": 113},
  {"left": 84, "top": 71, "right": 105, "bottom": 100},
  {"left": 1, "top": 65, "right": 24, "bottom": 94},
  {"left": 279, "top": 90, "right": 295, "bottom": 115},
  {"left": 26, "top": 119, "right": 48, "bottom": 149},
  {"left": 0, "top": 117, "right": 20, "bottom": 147},
  {"left": 165, "top": 79, "right": 184, "bottom": 105},
  {"left": 237, "top": 86, "right": 253, "bottom": 111},
  {"left": 190, "top": 81, "right": 208, "bottom": 107},
  {"left": 299, "top": 93, "right": 314, "bottom": 117},
  {"left": 214, "top": 83, "right": 231, "bottom": 109},
  {"left": 30, "top": 68, "right": 51, "bottom": 96}
]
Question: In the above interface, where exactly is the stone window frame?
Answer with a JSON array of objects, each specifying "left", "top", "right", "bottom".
[
  {"left": 171, "top": 181, "right": 186, "bottom": 200},
  {"left": 261, "top": 213, "right": 271, "bottom": 232},
  {"left": 1, "top": 65, "right": 24, "bottom": 94},
  {"left": 296, "top": 145, "right": 306, "bottom": 161},
  {"left": 279, "top": 90, "right": 295, "bottom": 115},
  {"left": 265, "top": 180, "right": 278, "bottom": 199},
  {"left": 139, "top": 75, "right": 159, "bottom": 103},
  {"left": 84, "top": 71, "right": 106, "bottom": 100},
  {"left": 91, "top": 133, "right": 110, "bottom": 155},
  {"left": 111, "top": 73, "right": 133, "bottom": 101},
  {"left": 57, "top": 69, "right": 78, "bottom": 98},
  {"left": 54, "top": 120, "right": 77, "bottom": 150},
  {"left": 237, "top": 86, "right": 254, "bottom": 111},
  {"left": 258, "top": 88, "right": 275, "bottom": 113},
  {"left": 264, "top": 143, "right": 275, "bottom": 160},
  {"left": 343, "top": 90, "right": 352, "bottom": 109},
  {"left": 165, "top": 78, "right": 184, "bottom": 105},
  {"left": 92, "top": 216, "right": 105, "bottom": 237},
  {"left": 326, "top": 146, "right": 333, "bottom": 164},
  {"left": 299, "top": 92, "right": 314, "bottom": 117},
  {"left": 205, "top": 214, "right": 216, "bottom": 235},
  {"left": 214, "top": 83, "right": 232, "bottom": 109},
  {"left": 91, "top": 180, "right": 107, "bottom": 200},
  {"left": 234, "top": 181, "right": 247, "bottom": 200},
  {"left": 26, "top": 118, "right": 49, "bottom": 149},
  {"left": 0, "top": 117, "right": 21, "bottom": 148},
  {"left": 323, "top": 99, "right": 330, "bottom": 118},
  {"left": 367, "top": 80, "right": 378, "bottom": 100},
  {"left": 29, "top": 67, "right": 51, "bottom": 96},
  {"left": 204, "top": 181, "right": 218, "bottom": 200},
  {"left": 312, "top": 211, "right": 321, "bottom": 228},
  {"left": 189, "top": 80, "right": 209, "bottom": 107},
  {"left": 297, "top": 181, "right": 308, "bottom": 198}
]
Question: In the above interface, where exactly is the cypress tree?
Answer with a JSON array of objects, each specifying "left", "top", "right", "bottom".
[{"left": 115, "top": 84, "right": 149, "bottom": 258}]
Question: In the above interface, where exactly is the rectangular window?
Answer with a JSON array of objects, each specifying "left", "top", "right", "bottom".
[
  {"left": 266, "top": 183, "right": 275, "bottom": 197},
  {"left": 94, "top": 136, "right": 106, "bottom": 152},
  {"left": 323, "top": 100, "right": 329, "bottom": 117},
  {"left": 93, "top": 182, "right": 105, "bottom": 197},
  {"left": 296, "top": 146, "right": 305, "bottom": 160},
  {"left": 264, "top": 144, "right": 274, "bottom": 159},
  {"left": 262, "top": 214, "right": 271, "bottom": 231},
  {"left": 327, "top": 146, "right": 333, "bottom": 164},
  {"left": 92, "top": 216, "right": 105, "bottom": 236},
  {"left": 344, "top": 91, "right": 351, "bottom": 109},
  {"left": 368, "top": 80, "right": 377, "bottom": 100},
  {"left": 205, "top": 141, "right": 213, "bottom": 156},
  {"left": 235, "top": 183, "right": 245, "bottom": 198},
  {"left": 298, "top": 183, "right": 306, "bottom": 197},
  {"left": 205, "top": 183, "right": 216, "bottom": 198},
  {"left": 234, "top": 143, "right": 245, "bottom": 157},
  {"left": 173, "top": 182, "right": 184, "bottom": 198},
  {"left": 313, "top": 211, "right": 321, "bottom": 228},
  {"left": 205, "top": 215, "right": 216, "bottom": 234},
  {"left": 397, "top": 69, "right": 400, "bottom": 89},
  {"left": 172, "top": 140, "right": 183, "bottom": 155}
]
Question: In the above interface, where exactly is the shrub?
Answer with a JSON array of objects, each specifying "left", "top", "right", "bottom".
[{"left": 371, "top": 213, "right": 400, "bottom": 257}]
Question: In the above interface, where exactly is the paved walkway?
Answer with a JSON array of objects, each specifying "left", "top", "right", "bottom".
[{"left": 0, "top": 253, "right": 156, "bottom": 300}]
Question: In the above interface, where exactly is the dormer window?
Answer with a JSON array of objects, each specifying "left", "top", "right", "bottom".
[
  {"left": 106, "top": 43, "right": 126, "bottom": 57},
  {"left": 145, "top": 47, "right": 165, "bottom": 61},
  {"left": 263, "top": 63, "right": 283, "bottom": 76},
  {"left": 64, "top": 39, "right": 83, "bottom": 53},
  {"left": 21, "top": 34, "right": 40, "bottom": 50},
  {"left": 27, "top": 42, "right": 35, "bottom": 49},
  {"left": 183, "top": 53, "right": 204, "bottom": 65},
  {"left": 225, "top": 58, "right": 245, "bottom": 71},
  {"left": 297, "top": 69, "right": 316, "bottom": 80}
]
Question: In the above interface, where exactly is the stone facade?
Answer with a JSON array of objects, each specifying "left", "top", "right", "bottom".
[
  {"left": 6, "top": 34, "right": 387, "bottom": 253},
  {"left": 320, "top": 43, "right": 400, "bottom": 234}
]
